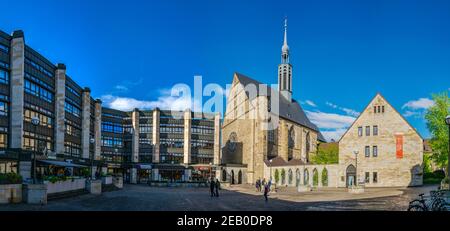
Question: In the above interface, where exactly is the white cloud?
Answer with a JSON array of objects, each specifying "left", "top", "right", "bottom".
[
  {"left": 325, "top": 101, "right": 360, "bottom": 117},
  {"left": 306, "top": 111, "right": 356, "bottom": 130},
  {"left": 101, "top": 87, "right": 201, "bottom": 112},
  {"left": 114, "top": 85, "right": 128, "bottom": 91},
  {"left": 403, "top": 110, "right": 421, "bottom": 118},
  {"left": 303, "top": 100, "right": 317, "bottom": 107},
  {"left": 402, "top": 98, "right": 434, "bottom": 110},
  {"left": 321, "top": 129, "right": 348, "bottom": 142},
  {"left": 305, "top": 110, "right": 356, "bottom": 142}
]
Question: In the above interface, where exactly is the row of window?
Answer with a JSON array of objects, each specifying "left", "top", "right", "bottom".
[
  {"left": 374, "top": 105, "right": 385, "bottom": 114},
  {"left": 101, "top": 121, "right": 123, "bottom": 133},
  {"left": 24, "top": 109, "right": 53, "bottom": 128},
  {"left": 160, "top": 138, "right": 184, "bottom": 148},
  {"left": 191, "top": 139, "right": 214, "bottom": 149},
  {"left": 0, "top": 44, "right": 8, "bottom": 53},
  {"left": 65, "top": 124, "right": 81, "bottom": 137},
  {"left": 364, "top": 172, "right": 378, "bottom": 183},
  {"left": 139, "top": 124, "right": 152, "bottom": 133},
  {"left": 191, "top": 126, "right": 214, "bottom": 135},
  {"left": 101, "top": 136, "right": 123, "bottom": 147},
  {"left": 0, "top": 61, "right": 9, "bottom": 69},
  {"left": 0, "top": 133, "right": 6, "bottom": 148},
  {"left": 102, "top": 113, "right": 124, "bottom": 119},
  {"left": 25, "top": 72, "right": 53, "bottom": 91},
  {"left": 23, "top": 135, "right": 53, "bottom": 152},
  {"left": 0, "top": 69, "right": 8, "bottom": 84},
  {"left": 25, "top": 58, "right": 53, "bottom": 78},
  {"left": 65, "top": 102, "right": 81, "bottom": 117},
  {"left": 24, "top": 79, "right": 54, "bottom": 103},
  {"left": 0, "top": 101, "right": 7, "bottom": 116},
  {"left": 64, "top": 141, "right": 81, "bottom": 157},
  {"left": 160, "top": 124, "right": 184, "bottom": 134},
  {"left": 358, "top": 125, "right": 378, "bottom": 137},
  {"left": 66, "top": 85, "right": 81, "bottom": 97},
  {"left": 24, "top": 102, "right": 54, "bottom": 117},
  {"left": 364, "top": 145, "right": 378, "bottom": 157}
]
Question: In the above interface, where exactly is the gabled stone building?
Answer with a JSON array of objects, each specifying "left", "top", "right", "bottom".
[{"left": 338, "top": 93, "right": 423, "bottom": 187}]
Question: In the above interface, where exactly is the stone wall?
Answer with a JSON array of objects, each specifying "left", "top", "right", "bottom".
[{"left": 339, "top": 94, "right": 423, "bottom": 187}]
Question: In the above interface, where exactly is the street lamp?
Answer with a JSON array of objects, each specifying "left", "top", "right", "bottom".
[
  {"left": 89, "top": 137, "right": 95, "bottom": 179},
  {"left": 31, "top": 116, "right": 40, "bottom": 184},
  {"left": 209, "top": 162, "right": 213, "bottom": 181},
  {"left": 445, "top": 115, "right": 450, "bottom": 180},
  {"left": 353, "top": 150, "right": 359, "bottom": 186}
]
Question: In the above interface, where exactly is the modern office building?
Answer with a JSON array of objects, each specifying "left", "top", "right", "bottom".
[{"left": 0, "top": 29, "right": 220, "bottom": 183}]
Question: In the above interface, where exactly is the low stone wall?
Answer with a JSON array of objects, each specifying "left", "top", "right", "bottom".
[
  {"left": 45, "top": 178, "right": 86, "bottom": 194},
  {"left": 23, "top": 184, "right": 47, "bottom": 204},
  {"left": 0, "top": 184, "right": 22, "bottom": 204}
]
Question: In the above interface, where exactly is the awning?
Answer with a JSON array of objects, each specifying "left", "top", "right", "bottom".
[{"left": 38, "top": 160, "right": 87, "bottom": 168}]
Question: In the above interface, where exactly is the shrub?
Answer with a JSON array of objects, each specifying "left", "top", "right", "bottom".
[
  {"left": 281, "top": 169, "right": 286, "bottom": 185},
  {"left": 0, "top": 173, "right": 23, "bottom": 184},
  {"left": 274, "top": 169, "right": 280, "bottom": 184}
]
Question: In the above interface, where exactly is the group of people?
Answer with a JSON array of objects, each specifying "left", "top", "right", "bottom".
[
  {"left": 255, "top": 178, "right": 272, "bottom": 202},
  {"left": 209, "top": 178, "right": 221, "bottom": 197}
]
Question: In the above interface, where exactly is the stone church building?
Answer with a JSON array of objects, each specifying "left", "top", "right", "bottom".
[
  {"left": 219, "top": 19, "right": 326, "bottom": 185},
  {"left": 218, "top": 20, "right": 423, "bottom": 188}
]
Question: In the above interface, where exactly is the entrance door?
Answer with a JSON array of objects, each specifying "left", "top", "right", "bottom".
[{"left": 346, "top": 164, "right": 356, "bottom": 187}]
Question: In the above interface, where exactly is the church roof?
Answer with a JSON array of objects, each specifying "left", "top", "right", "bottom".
[
  {"left": 234, "top": 72, "right": 326, "bottom": 142},
  {"left": 264, "top": 156, "right": 309, "bottom": 167}
]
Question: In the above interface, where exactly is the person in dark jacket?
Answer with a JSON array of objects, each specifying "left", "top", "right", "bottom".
[
  {"left": 215, "top": 179, "right": 220, "bottom": 197},
  {"left": 264, "top": 183, "right": 269, "bottom": 202},
  {"left": 210, "top": 179, "right": 216, "bottom": 197}
]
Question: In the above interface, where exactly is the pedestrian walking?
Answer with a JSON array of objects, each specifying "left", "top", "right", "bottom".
[
  {"left": 255, "top": 180, "right": 260, "bottom": 192},
  {"left": 215, "top": 179, "right": 220, "bottom": 197},
  {"left": 210, "top": 179, "right": 216, "bottom": 197},
  {"left": 263, "top": 183, "right": 269, "bottom": 202}
]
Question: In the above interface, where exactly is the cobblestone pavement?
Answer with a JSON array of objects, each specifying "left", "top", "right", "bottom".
[{"left": 0, "top": 184, "right": 438, "bottom": 211}]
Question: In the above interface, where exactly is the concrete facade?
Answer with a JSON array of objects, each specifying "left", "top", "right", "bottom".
[
  {"left": 9, "top": 31, "right": 25, "bottom": 149},
  {"left": 183, "top": 109, "right": 192, "bottom": 164},
  {"left": 81, "top": 88, "right": 91, "bottom": 159},
  {"left": 54, "top": 64, "right": 66, "bottom": 156},
  {"left": 152, "top": 109, "right": 160, "bottom": 163}
]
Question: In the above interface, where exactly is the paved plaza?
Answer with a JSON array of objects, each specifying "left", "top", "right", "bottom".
[{"left": 0, "top": 184, "right": 437, "bottom": 211}]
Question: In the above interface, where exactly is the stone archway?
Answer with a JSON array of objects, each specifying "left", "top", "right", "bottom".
[
  {"left": 238, "top": 170, "right": 242, "bottom": 184},
  {"left": 288, "top": 169, "right": 293, "bottom": 185},
  {"left": 295, "top": 168, "right": 300, "bottom": 187},
  {"left": 346, "top": 164, "right": 356, "bottom": 187},
  {"left": 322, "top": 168, "right": 328, "bottom": 186},
  {"left": 222, "top": 169, "right": 227, "bottom": 182},
  {"left": 313, "top": 168, "right": 319, "bottom": 186},
  {"left": 303, "top": 169, "right": 309, "bottom": 186}
]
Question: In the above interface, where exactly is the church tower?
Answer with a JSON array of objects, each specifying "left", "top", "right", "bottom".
[{"left": 278, "top": 18, "right": 293, "bottom": 102}]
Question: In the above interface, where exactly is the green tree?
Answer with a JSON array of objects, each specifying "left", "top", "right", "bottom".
[
  {"left": 312, "top": 142, "right": 339, "bottom": 164},
  {"left": 274, "top": 169, "right": 280, "bottom": 184},
  {"left": 281, "top": 169, "right": 286, "bottom": 184},
  {"left": 425, "top": 92, "right": 450, "bottom": 175}
]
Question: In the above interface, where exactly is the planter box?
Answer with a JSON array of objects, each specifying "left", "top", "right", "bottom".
[
  {"left": 101, "top": 176, "right": 113, "bottom": 185},
  {"left": 45, "top": 178, "right": 86, "bottom": 194},
  {"left": 0, "top": 184, "right": 22, "bottom": 204},
  {"left": 113, "top": 176, "right": 123, "bottom": 189},
  {"left": 23, "top": 184, "right": 47, "bottom": 204},
  {"left": 86, "top": 180, "right": 102, "bottom": 195}
]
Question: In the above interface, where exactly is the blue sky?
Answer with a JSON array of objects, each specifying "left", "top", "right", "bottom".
[{"left": 1, "top": 0, "right": 449, "bottom": 141}]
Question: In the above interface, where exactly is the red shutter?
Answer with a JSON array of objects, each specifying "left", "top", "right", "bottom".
[{"left": 395, "top": 134, "right": 403, "bottom": 159}]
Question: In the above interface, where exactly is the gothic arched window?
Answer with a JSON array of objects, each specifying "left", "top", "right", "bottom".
[{"left": 288, "top": 127, "right": 295, "bottom": 149}]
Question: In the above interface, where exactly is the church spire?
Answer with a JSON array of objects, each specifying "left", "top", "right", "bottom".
[
  {"left": 278, "top": 17, "right": 293, "bottom": 102},
  {"left": 281, "top": 17, "right": 289, "bottom": 64}
]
